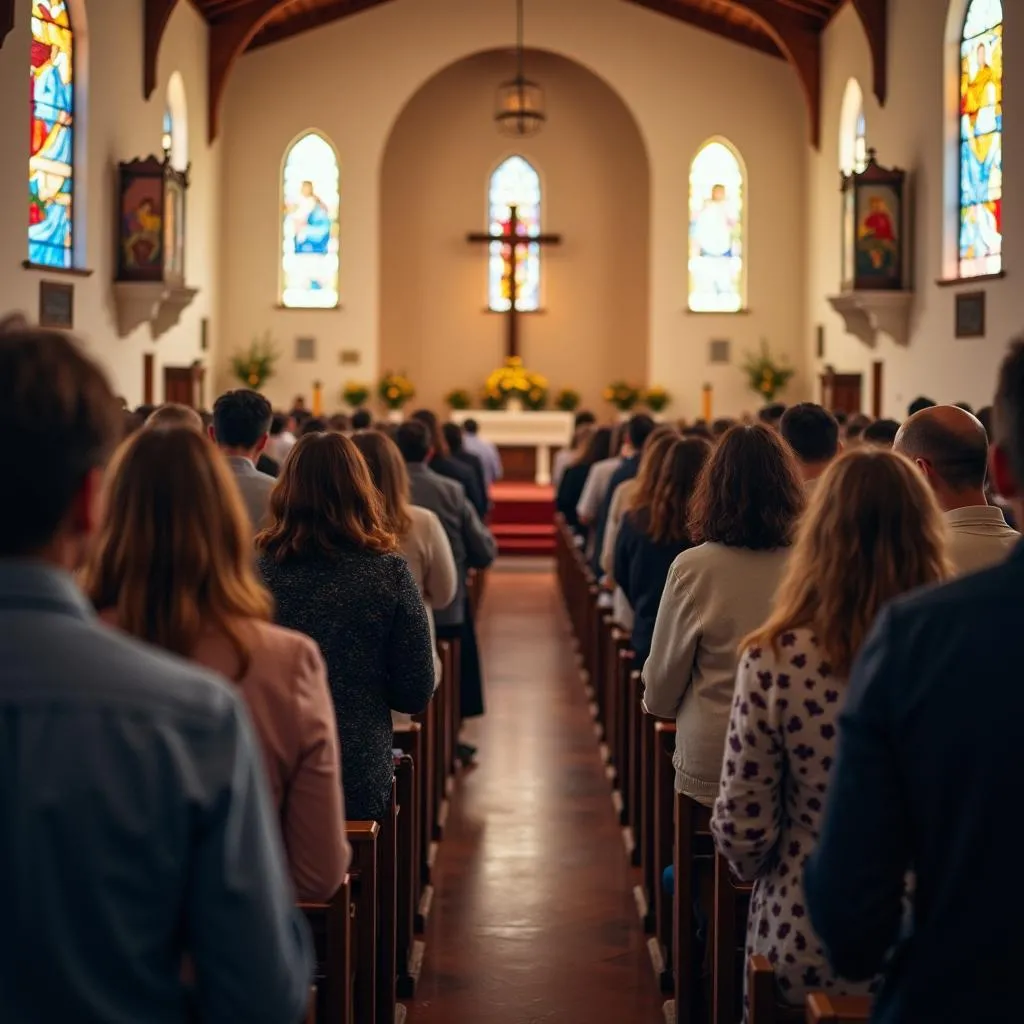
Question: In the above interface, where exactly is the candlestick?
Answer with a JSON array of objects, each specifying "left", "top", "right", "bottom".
[
  {"left": 701, "top": 383, "right": 713, "bottom": 422},
  {"left": 312, "top": 381, "right": 323, "bottom": 417}
]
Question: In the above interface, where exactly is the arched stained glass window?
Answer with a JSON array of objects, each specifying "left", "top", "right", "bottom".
[
  {"left": 29, "top": 0, "right": 75, "bottom": 269},
  {"left": 281, "top": 132, "right": 340, "bottom": 309},
  {"left": 840, "top": 79, "right": 868, "bottom": 175},
  {"left": 488, "top": 156, "right": 541, "bottom": 312},
  {"left": 959, "top": 0, "right": 1003, "bottom": 278},
  {"left": 688, "top": 139, "right": 745, "bottom": 313}
]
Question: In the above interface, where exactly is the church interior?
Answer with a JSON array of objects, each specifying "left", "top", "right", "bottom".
[{"left": 0, "top": 0, "right": 1020, "bottom": 1021}]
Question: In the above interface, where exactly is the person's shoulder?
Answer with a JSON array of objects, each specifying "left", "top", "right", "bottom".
[
  {"left": 890, "top": 556, "right": 1019, "bottom": 627},
  {"left": 409, "top": 504, "right": 445, "bottom": 536},
  {"left": 740, "top": 625, "right": 818, "bottom": 671}
]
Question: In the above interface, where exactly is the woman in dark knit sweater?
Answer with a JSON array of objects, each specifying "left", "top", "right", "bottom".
[
  {"left": 614, "top": 436, "right": 712, "bottom": 665},
  {"left": 556, "top": 425, "right": 612, "bottom": 537},
  {"left": 256, "top": 431, "right": 435, "bottom": 822}
]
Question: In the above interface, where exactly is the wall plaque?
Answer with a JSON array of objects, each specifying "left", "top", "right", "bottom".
[{"left": 39, "top": 280, "right": 73, "bottom": 328}]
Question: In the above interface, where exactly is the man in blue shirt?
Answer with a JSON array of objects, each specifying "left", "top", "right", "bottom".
[
  {"left": 0, "top": 328, "right": 313, "bottom": 1023},
  {"left": 805, "top": 338, "right": 1024, "bottom": 1023},
  {"left": 461, "top": 417, "right": 503, "bottom": 488}
]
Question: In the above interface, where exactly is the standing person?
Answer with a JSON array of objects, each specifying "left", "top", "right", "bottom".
[
  {"left": 712, "top": 449, "right": 950, "bottom": 1011},
  {"left": 210, "top": 389, "right": 276, "bottom": 530},
  {"left": 0, "top": 328, "right": 312, "bottom": 1023},
  {"left": 352, "top": 430, "right": 458, "bottom": 689},
  {"left": 256, "top": 432, "right": 435, "bottom": 821},
  {"left": 894, "top": 404, "right": 1019, "bottom": 574},
  {"left": 462, "top": 417, "right": 504, "bottom": 488},
  {"left": 351, "top": 408, "right": 373, "bottom": 431},
  {"left": 266, "top": 412, "right": 298, "bottom": 464},
  {"left": 395, "top": 420, "right": 497, "bottom": 761},
  {"left": 411, "top": 409, "right": 488, "bottom": 519},
  {"left": 86, "top": 428, "right": 350, "bottom": 902},
  {"left": 614, "top": 437, "right": 712, "bottom": 665},
  {"left": 642, "top": 425, "right": 804, "bottom": 806},
  {"left": 555, "top": 425, "right": 609, "bottom": 538},
  {"left": 804, "top": 339, "right": 1024, "bottom": 1023},
  {"left": 552, "top": 410, "right": 597, "bottom": 488},
  {"left": 779, "top": 403, "right": 840, "bottom": 491},
  {"left": 444, "top": 421, "right": 490, "bottom": 511}
]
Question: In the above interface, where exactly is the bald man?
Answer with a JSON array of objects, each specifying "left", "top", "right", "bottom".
[{"left": 894, "top": 404, "right": 1018, "bottom": 574}]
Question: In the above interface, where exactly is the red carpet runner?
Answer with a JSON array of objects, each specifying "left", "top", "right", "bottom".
[{"left": 489, "top": 482, "right": 556, "bottom": 556}]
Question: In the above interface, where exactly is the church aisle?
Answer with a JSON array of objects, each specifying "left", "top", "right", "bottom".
[{"left": 409, "top": 566, "right": 667, "bottom": 1023}]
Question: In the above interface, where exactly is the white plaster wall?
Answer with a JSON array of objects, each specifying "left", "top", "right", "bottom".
[
  {"left": 221, "top": 0, "right": 808, "bottom": 417},
  {"left": 0, "top": 0, "right": 219, "bottom": 405},
  {"left": 809, "top": 0, "right": 1024, "bottom": 416}
]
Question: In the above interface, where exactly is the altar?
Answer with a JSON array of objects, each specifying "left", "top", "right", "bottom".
[{"left": 450, "top": 409, "right": 574, "bottom": 485}]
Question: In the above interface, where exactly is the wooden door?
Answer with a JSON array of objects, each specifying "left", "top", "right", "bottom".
[
  {"left": 819, "top": 372, "right": 863, "bottom": 415},
  {"left": 164, "top": 365, "right": 197, "bottom": 407}
]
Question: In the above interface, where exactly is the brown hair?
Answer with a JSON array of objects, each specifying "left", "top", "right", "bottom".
[
  {"left": 626, "top": 425, "right": 681, "bottom": 514},
  {"left": 84, "top": 428, "right": 272, "bottom": 676},
  {"left": 256, "top": 431, "right": 398, "bottom": 561},
  {"left": 351, "top": 429, "right": 414, "bottom": 537},
  {"left": 743, "top": 448, "right": 951, "bottom": 676},
  {"left": 144, "top": 403, "right": 204, "bottom": 433},
  {"left": 644, "top": 437, "right": 713, "bottom": 545},
  {"left": 410, "top": 409, "right": 449, "bottom": 457},
  {"left": 688, "top": 424, "right": 804, "bottom": 550}
]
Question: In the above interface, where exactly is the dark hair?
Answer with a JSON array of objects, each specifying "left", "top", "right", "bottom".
[
  {"left": 300, "top": 416, "right": 326, "bottom": 436},
  {"left": 328, "top": 413, "right": 350, "bottom": 433},
  {"left": 898, "top": 411, "right": 990, "bottom": 491},
  {"left": 212, "top": 389, "right": 273, "bottom": 449},
  {"left": 135, "top": 404, "right": 156, "bottom": 421},
  {"left": 627, "top": 413, "right": 656, "bottom": 451},
  {"left": 908, "top": 395, "right": 937, "bottom": 417},
  {"left": 995, "top": 340, "right": 1024, "bottom": 485},
  {"left": 580, "top": 426, "right": 613, "bottom": 468},
  {"left": 845, "top": 413, "right": 872, "bottom": 441},
  {"left": 464, "top": 417, "right": 480, "bottom": 434},
  {"left": 863, "top": 418, "right": 900, "bottom": 448},
  {"left": 688, "top": 424, "right": 804, "bottom": 550},
  {"left": 780, "top": 403, "right": 840, "bottom": 464},
  {"left": 682, "top": 424, "right": 714, "bottom": 441},
  {"left": 411, "top": 409, "right": 449, "bottom": 457},
  {"left": 832, "top": 410, "right": 849, "bottom": 427},
  {"left": 758, "top": 403, "right": 787, "bottom": 426},
  {"left": 0, "top": 329, "right": 121, "bottom": 556},
  {"left": 442, "top": 422, "right": 464, "bottom": 454},
  {"left": 643, "top": 437, "right": 713, "bottom": 545},
  {"left": 977, "top": 405, "right": 993, "bottom": 439},
  {"left": 350, "top": 409, "right": 371, "bottom": 431},
  {"left": 270, "top": 413, "right": 287, "bottom": 436},
  {"left": 395, "top": 419, "right": 432, "bottom": 463},
  {"left": 954, "top": 401, "right": 975, "bottom": 415},
  {"left": 711, "top": 417, "right": 736, "bottom": 439},
  {"left": 574, "top": 410, "right": 597, "bottom": 430},
  {"left": 256, "top": 432, "right": 396, "bottom": 561}
]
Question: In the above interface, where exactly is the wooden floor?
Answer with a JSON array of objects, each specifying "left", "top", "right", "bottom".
[{"left": 409, "top": 566, "right": 666, "bottom": 1023}]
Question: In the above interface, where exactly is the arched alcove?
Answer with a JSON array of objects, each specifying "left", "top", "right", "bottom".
[
  {"left": 379, "top": 48, "right": 650, "bottom": 411},
  {"left": 165, "top": 70, "right": 189, "bottom": 172},
  {"left": 838, "top": 78, "right": 866, "bottom": 176}
]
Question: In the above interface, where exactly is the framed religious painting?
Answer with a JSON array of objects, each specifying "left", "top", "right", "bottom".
[
  {"left": 116, "top": 155, "right": 189, "bottom": 284},
  {"left": 840, "top": 151, "right": 906, "bottom": 292}
]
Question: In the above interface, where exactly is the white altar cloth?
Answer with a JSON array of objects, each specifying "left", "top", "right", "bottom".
[{"left": 450, "top": 409, "right": 574, "bottom": 485}]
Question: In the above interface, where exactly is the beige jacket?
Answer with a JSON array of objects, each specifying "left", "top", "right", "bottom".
[{"left": 946, "top": 505, "right": 1019, "bottom": 576}]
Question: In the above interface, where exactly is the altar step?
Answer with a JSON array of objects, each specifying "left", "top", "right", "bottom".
[
  {"left": 491, "top": 523, "right": 555, "bottom": 557},
  {"left": 489, "top": 482, "right": 556, "bottom": 557}
]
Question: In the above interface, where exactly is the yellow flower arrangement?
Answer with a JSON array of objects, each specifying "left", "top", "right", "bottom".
[
  {"left": 445, "top": 388, "right": 472, "bottom": 410},
  {"left": 377, "top": 371, "right": 416, "bottom": 411},
  {"left": 741, "top": 341, "right": 795, "bottom": 403},
  {"left": 604, "top": 381, "right": 641, "bottom": 412},
  {"left": 230, "top": 332, "right": 279, "bottom": 390},
  {"left": 483, "top": 357, "right": 549, "bottom": 410},
  {"left": 342, "top": 382, "right": 370, "bottom": 408},
  {"left": 555, "top": 388, "right": 581, "bottom": 412},
  {"left": 644, "top": 386, "right": 670, "bottom": 413}
]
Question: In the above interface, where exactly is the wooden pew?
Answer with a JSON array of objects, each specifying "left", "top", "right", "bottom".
[
  {"left": 391, "top": 750, "right": 421, "bottom": 999},
  {"left": 433, "top": 641, "right": 455, "bottom": 840},
  {"left": 307, "top": 988, "right": 318, "bottom": 1024},
  {"left": 410, "top": 697, "right": 437, "bottom": 901},
  {"left": 673, "top": 792, "right": 714, "bottom": 1024},
  {"left": 712, "top": 853, "right": 752, "bottom": 1024},
  {"left": 346, "top": 824, "right": 379, "bottom": 1024},
  {"left": 626, "top": 669, "right": 644, "bottom": 868},
  {"left": 652, "top": 721, "right": 678, "bottom": 992},
  {"left": 376, "top": 782, "right": 399, "bottom": 1024},
  {"left": 614, "top": 641, "right": 634, "bottom": 827},
  {"left": 748, "top": 956, "right": 802, "bottom": 1024},
  {"left": 637, "top": 710, "right": 659, "bottom": 932},
  {"left": 805, "top": 993, "right": 872, "bottom": 1023},
  {"left": 300, "top": 877, "right": 353, "bottom": 1024}
]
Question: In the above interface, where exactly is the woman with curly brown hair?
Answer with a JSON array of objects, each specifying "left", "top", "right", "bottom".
[
  {"left": 642, "top": 424, "right": 804, "bottom": 806},
  {"left": 256, "top": 431, "right": 435, "bottom": 822}
]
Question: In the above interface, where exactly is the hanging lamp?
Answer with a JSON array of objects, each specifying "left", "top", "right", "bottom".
[{"left": 494, "top": 0, "right": 546, "bottom": 137}]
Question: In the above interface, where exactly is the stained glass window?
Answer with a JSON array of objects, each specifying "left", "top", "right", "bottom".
[
  {"left": 855, "top": 111, "right": 868, "bottom": 173},
  {"left": 688, "top": 140, "right": 745, "bottom": 312},
  {"left": 959, "top": 0, "right": 1003, "bottom": 278},
  {"left": 281, "top": 132, "right": 340, "bottom": 309},
  {"left": 488, "top": 156, "right": 541, "bottom": 312},
  {"left": 29, "top": 0, "right": 75, "bottom": 269}
]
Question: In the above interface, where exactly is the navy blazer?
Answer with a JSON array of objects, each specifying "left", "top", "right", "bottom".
[{"left": 805, "top": 541, "right": 1024, "bottom": 1024}]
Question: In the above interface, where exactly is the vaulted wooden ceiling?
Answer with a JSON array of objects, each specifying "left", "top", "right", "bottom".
[{"left": 135, "top": 0, "right": 888, "bottom": 147}]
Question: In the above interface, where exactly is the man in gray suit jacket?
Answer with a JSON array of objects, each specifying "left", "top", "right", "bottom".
[
  {"left": 0, "top": 328, "right": 312, "bottom": 1023},
  {"left": 210, "top": 389, "right": 277, "bottom": 530}
]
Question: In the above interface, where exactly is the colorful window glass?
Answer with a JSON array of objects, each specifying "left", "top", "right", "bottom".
[
  {"left": 854, "top": 110, "right": 868, "bottom": 173},
  {"left": 959, "top": 0, "right": 1003, "bottom": 278},
  {"left": 29, "top": 0, "right": 75, "bottom": 269},
  {"left": 688, "top": 140, "right": 745, "bottom": 313},
  {"left": 488, "top": 156, "right": 541, "bottom": 312},
  {"left": 281, "top": 132, "right": 340, "bottom": 309}
]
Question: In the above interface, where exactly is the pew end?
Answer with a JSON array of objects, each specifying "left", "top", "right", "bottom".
[
  {"left": 300, "top": 874, "right": 354, "bottom": 1024},
  {"left": 805, "top": 993, "right": 873, "bottom": 1023}
]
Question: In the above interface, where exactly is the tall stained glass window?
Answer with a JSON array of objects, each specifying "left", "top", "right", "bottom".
[
  {"left": 839, "top": 79, "right": 867, "bottom": 176},
  {"left": 29, "top": 0, "right": 75, "bottom": 269},
  {"left": 688, "top": 140, "right": 745, "bottom": 313},
  {"left": 488, "top": 156, "right": 541, "bottom": 312},
  {"left": 281, "top": 132, "right": 340, "bottom": 308},
  {"left": 959, "top": 0, "right": 1003, "bottom": 278}
]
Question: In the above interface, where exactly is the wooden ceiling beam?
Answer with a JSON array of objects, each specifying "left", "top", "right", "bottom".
[
  {"left": 0, "top": 0, "right": 15, "bottom": 52},
  {"left": 850, "top": 0, "right": 888, "bottom": 105},
  {"left": 248, "top": 0, "right": 392, "bottom": 51},
  {"left": 627, "top": 0, "right": 784, "bottom": 59},
  {"left": 144, "top": 0, "right": 180, "bottom": 99}
]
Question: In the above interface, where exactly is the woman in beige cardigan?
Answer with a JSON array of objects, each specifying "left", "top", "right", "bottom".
[
  {"left": 641, "top": 425, "right": 804, "bottom": 806},
  {"left": 86, "top": 427, "right": 350, "bottom": 901}
]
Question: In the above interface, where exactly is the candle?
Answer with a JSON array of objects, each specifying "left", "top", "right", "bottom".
[
  {"left": 312, "top": 381, "right": 323, "bottom": 417},
  {"left": 701, "top": 383, "right": 713, "bottom": 422}
]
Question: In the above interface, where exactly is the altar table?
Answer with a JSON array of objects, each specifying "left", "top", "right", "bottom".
[{"left": 451, "top": 410, "right": 574, "bottom": 485}]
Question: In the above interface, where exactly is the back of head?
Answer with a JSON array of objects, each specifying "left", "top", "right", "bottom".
[
  {"left": 395, "top": 419, "right": 432, "bottom": 464},
  {"left": 908, "top": 395, "right": 937, "bottom": 417},
  {"left": 442, "top": 421, "right": 464, "bottom": 454},
  {"left": 629, "top": 428, "right": 682, "bottom": 510},
  {"left": 689, "top": 424, "right": 804, "bottom": 550},
  {"left": 351, "top": 429, "right": 413, "bottom": 536},
  {"left": 0, "top": 311, "right": 30, "bottom": 333},
  {"left": 328, "top": 413, "right": 350, "bottom": 433},
  {"left": 0, "top": 329, "right": 120, "bottom": 557},
  {"left": 574, "top": 410, "right": 597, "bottom": 430},
  {"left": 144, "top": 403, "right": 204, "bottom": 433},
  {"left": 844, "top": 413, "right": 872, "bottom": 444},
  {"left": 862, "top": 418, "right": 901, "bottom": 448},
  {"left": 977, "top": 405, "right": 993, "bottom": 439},
  {"left": 411, "top": 408, "right": 448, "bottom": 457},
  {"left": 351, "top": 408, "right": 372, "bottom": 431},
  {"left": 644, "top": 437, "right": 713, "bottom": 545},
  {"left": 747, "top": 448, "right": 950, "bottom": 676},
  {"left": 84, "top": 428, "right": 270, "bottom": 665},
  {"left": 711, "top": 417, "right": 736, "bottom": 439},
  {"left": 896, "top": 404, "right": 990, "bottom": 494},
  {"left": 269, "top": 412, "right": 287, "bottom": 436},
  {"left": 780, "top": 403, "right": 839, "bottom": 465},
  {"left": 758, "top": 403, "right": 787, "bottom": 429},
  {"left": 257, "top": 432, "right": 396, "bottom": 562},
  {"left": 212, "top": 389, "right": 272, "bottom": 450},
  {"left": 300, "top": 416, "right": 326, "bottom": 435},
  {"left": 994, "top": 339, "right": 1024, "bottom": 491},
  {"left": 463, "top": 417, "right": 480, "bottom": 435},
  {"left": 627, "top": 413, "right": 656, "bottom": 452},
  {"left": 582, "top": 426, "right": 613, "bottom": 467}
]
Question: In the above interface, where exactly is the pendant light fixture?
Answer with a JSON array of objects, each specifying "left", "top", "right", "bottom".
[{"left": 494, "top": 0, "right": 546, "bottom": 138}]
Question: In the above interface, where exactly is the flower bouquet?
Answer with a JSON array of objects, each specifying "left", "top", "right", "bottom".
[
  {"left": 644, "top": 386, "right": 670, "bottom": 413},
  {"left": 445, "top": 388, "right": 472, "bottom": 411},
  {"left": 742, "top": 341, "right": 795, "bottom": 403},
  {"left": 604, "top": 380, "right": 641, "bottom": 412},
  {"left": 342, "top": 382, "right": 370, "bottom": 408},
  {"left": 230, "top": 333, "right": 279, "bottom": 389},
  {"left": 378, "top": 371, "right": 415, "bottom": 411},
  {"left": 555, "top": 388, "right": 581, "bottom": 412},
  {"left": 483, "top": 357, "right": 548, "bottom": 411}
]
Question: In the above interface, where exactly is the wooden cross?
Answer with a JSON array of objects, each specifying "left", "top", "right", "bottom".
[{"left": 467, "top": 204, "right": 562, "bottom": 360}]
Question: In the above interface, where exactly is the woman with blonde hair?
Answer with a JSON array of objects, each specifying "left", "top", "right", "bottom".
[
  {"left": 256, "top": 431, "right": 435, "bottom": 822},
  {"left": 711, "top": 448, "right": 951, "bottom": 1012},
  {"left": 85, "top": 427, "right": 350, "bottom": 901},
  {"left": 352, "top": 429, "right": 457, "bottom": 689}
]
